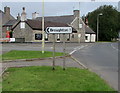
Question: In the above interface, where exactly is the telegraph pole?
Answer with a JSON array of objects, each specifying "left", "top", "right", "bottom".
[
  {"left": 42, "top": 0, "right": 45, "bottom": 53},
  {"left": 97, "top": 13, "right": 103, "bottom": 42},
  {"left": 78, "top": 2, "right": 81, "bottom": 43}
]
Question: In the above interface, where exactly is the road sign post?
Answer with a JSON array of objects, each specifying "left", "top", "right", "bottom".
[
  {"left": 63, "top": 34, "right": 66, "bottom": 70},
  {"left": 53, "top": 34, "right": 55, "bottom": 70},
  {"left": 46, "top": 27, "right": 72, "bottom": 70}
]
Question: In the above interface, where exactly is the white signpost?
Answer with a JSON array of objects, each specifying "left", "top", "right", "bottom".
[
  {"left": 46, "top": 27, "right": 72, "bottom": 70},
  {"left": 46, "top": 27, "right": 72, "bottom": 34}
]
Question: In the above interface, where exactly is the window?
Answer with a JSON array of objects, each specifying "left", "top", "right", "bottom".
[
  {"left": 57, "top": 34, "right": 60, "bottom": 41},
  {"left": 72, "top": 34, "right": 74, "bottom": 38},
  {"left": 20, "top": 22, "right": 25, "bottom": 29},
  {"left": 35, "top": 34, "right": 42, "bottom": 40},
  {"left": 67, "top": 34, "right": 70, "bottom": 41},
  {"left": 45, "top": 34, "right": 48, "bottom": 41},
  {"left": 6, "top": 27, "right": 9, "bottom": 31},
  {"left": 85, "top": 36, "right": 88, "bottom": 40}
]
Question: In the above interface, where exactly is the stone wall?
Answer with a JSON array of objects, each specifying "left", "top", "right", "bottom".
[{"left": 13, "top": 22, "right": 33, "bottom": 42}]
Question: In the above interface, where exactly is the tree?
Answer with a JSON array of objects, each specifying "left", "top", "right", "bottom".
[{"left": 86, "top": 5, "right": 119, "bottom": 41}]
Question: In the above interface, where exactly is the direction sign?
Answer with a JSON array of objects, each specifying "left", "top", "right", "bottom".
[{"left": 46, "top": 27, "right": 72, "bottom": 34}]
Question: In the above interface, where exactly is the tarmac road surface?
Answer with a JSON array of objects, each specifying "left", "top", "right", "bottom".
[{"left": 72, "top": 42, "right": 118, "bottom": 91}]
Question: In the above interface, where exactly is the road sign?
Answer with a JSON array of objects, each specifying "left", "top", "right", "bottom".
[{"left": 46, "top": 27, "right": 72, "bottom": 34}]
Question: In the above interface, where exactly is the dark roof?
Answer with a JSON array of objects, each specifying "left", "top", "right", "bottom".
[
  {"left": 85, "top": 26, "right": 95, "bottom": 34},
  {"left": 26, "top": 19, "right": 77, "bottom": 32},
  {"left": 36, "top": 15, "right": 74, "bottom": 24},
  {"left": 0, "top": 9, "right": 15, "bottom": 25},
  {"left": 37, "top": 15, "right": 95, "bottom": 34},
  {"left": 12, "top": 19, "right": 77, "bottom": 33},
  {"left": 0, "top": 10, "right": 4, "bottom": 13},
  {"left": 26, "top": 19, "right": 69, "bottom": 30},
  {"left": 3, "top": 20, "right": 17, "bottom": 27}
]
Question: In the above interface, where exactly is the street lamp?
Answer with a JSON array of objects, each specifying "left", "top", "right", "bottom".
[{"left": 97, "top": 13, "right": 103, "bottom": 42}]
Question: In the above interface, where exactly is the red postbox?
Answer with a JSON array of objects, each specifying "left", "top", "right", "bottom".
[{"left": 6, "top": 31, "right": 10, "bottom": 38}]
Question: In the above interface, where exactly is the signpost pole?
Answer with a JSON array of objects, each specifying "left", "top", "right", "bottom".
[
  {"left": 45, "top": 27, "right": 72, "bottom": 70},
  {"left": 53, "top": 34, "right": 55, "bottom": 70},
  {"left": 63, "top": 34, "right": 66, "bottom": 70}
]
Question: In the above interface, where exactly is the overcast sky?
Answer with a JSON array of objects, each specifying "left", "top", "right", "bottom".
[{"left": 1, "top": 1, "right": 119, "bottom": 19}]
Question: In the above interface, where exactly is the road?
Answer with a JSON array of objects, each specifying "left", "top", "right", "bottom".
[
  {"left": 1, "top": 42, "right": 119, "bottom": 90},
  {"left": 72, "top": 42, "right": 118, "bottom": 90},
  {"left": 1, "top": 43, "right": 90, "bottom": 54}
]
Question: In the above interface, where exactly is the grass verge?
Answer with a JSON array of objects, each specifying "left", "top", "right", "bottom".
[
  {"left": 2, "top": 66, "right": 114, "bottom": 91},
  {"left": 2, "top": 50, "right": 64, "bottom": 60}
]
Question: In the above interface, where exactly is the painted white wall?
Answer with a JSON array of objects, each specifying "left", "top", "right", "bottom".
[
  {"left": 85, "top": 34, "right": 90, "bottom": 42},
  {"left": 9, "top": 38, "right": 15, "bottom": 42},
  {"left": 85, "top": 34, "right": 96, "bottom": 42},
  {"left": 91, "top": 34, "right": 96, "bottom": 42}
]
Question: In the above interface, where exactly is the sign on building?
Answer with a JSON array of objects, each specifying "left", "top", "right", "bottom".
[{"left": 35, "top": 34, "right": 42, "bottom": 40}]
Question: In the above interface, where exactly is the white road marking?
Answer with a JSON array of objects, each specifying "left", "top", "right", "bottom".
[
  {"left": 111, "top": 43, "right": 119, "bottom": 51},
  {"left": 0, "top": 64, "right": 8, "bottom": 76},
  {"left": 71, "top": 56, "right": 88, "bottom": 69},
  {"left": 69, "top": 45, "right": 88, "bottom": 55}
]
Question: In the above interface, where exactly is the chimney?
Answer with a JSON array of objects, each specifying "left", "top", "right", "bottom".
[
  {"left": 4, "top": 6, "right": 10, "bottom": 19},
  {"left": 17, "top": 13, "right": 21, "bottom": 20},
  {"left": 21, "top": 7, "right": 27, "bottom": 21},
  {"left": 73, "top": 10, "right": 80, "bottom": 17},
  {"left": 32, "top": 12, "right": 39, "bottom": 19}
]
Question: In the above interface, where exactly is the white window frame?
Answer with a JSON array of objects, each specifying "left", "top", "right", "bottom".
[
  {"left": 20, "top": 22, "right": 25, "bottom": 29},
  {"left": 57, "top": 34, "right": 60, "bottom": 39},
  {"left": 7, "top": 27, "right": 9, "bottom": 31},
  {"left": 45, "top": 34, "right": 48, "bottom": 39}
]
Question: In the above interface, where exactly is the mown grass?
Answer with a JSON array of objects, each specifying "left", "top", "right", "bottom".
[
  {"left": 2, "top": 50, "right": 64, "bottom": 60},
  {"left": 2, "top": 66, "right": 114, "bottom": 91}
]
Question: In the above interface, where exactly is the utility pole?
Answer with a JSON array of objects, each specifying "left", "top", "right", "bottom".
[
  {"left": 78, "top": 2, "right": 81, "bottom": 43},
  {"left": 52, "top": 34, "right": 55, "bottom": 70},
  {"left": 97, "top": 13, "right": 103, "bottom": 42},
  {"left": 42, "top": 0, "right": 45, "bottom": 53},
  {"left": 97, "top": 15, "right": 99, "bottom": 42},
  {"left": 63, "top": 34, "right": 66, "bottom": 70}
]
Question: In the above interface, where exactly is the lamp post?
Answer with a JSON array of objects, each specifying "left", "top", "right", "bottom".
[
  {"left": 97, "top": 13, "right": 103, "bottom": 42},
  {"left": 42, "top": 0, "right": 45, "bottom": 53}
]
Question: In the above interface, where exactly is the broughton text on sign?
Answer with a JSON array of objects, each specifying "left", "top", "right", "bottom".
[{"left": 46, "top": 27, "right": 72, "bottom": 34}]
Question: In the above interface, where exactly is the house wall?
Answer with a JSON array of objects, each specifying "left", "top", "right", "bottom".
[
  {"left": 13, "top": 20, "right": 94, "bottom": 43},
  {"left": 13, "top": 22, "right": 33, "bottom": 42},
  {"left": 2, "top": 7, "right": 15, "bottom": 38},
  {"left": 85, "top": 34, "right": 90, "bottom": 42},
  {"left": 2, "top": 27, "right": 6, "bottom": 38},
  {"left": 80, "top": 20, "right": 85, "bottom": 42},
  {"left": 85, "top": 34, "right": 96, "bottom": 42},
  {"left": 31, "top": 32, "right": 78, "bottom": 43},
  {"left": 32, "top": 30, "right": 42, "bottom": 42},
  {"left": 70, "top": 17, "right": 85, "bottom": 42},
  {"left": 91, "top": 34, "right": 96, "bottom": 42}
]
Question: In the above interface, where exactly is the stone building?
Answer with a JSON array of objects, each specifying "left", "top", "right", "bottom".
[
  {"left": 12, "top": 19, "right": 78, "bottom": 42},
  {"left": 0, "top": 6, "right": 15, "bottom": 38},
  {"left": 2, "top": 7, "right": 95, "bottom": 42},
  {"left": 11, "top": 7, "right": 95, "bottom": 42}
]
